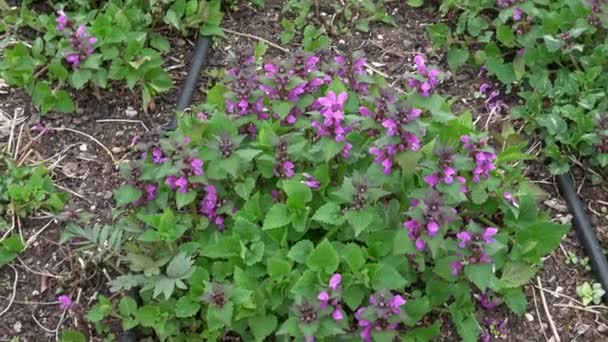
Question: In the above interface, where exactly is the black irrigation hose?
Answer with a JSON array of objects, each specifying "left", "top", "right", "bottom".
[
  {"left": 120, "top": 35, "right": 212, "bottom": 342},
  {"left": 164, "top": 35, "right": 212, "bottom": 131},
  {"left": 557, "top": 172, "right": 608, "bottom": 301}
]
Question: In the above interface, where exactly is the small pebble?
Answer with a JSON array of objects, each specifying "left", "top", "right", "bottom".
[
  {"left": 524, "top": 313, "right": 534, "bottom": 322},
  {"left": 598, "top": 323, "right": 608, "bottom": 333},
  {"left": 111, "top": 147, "right": 123, "bottom": 154},
  {"left": 13, "top": 321, "right": 22, "bottom": 333},
  {"left": 79, "top": 143, "right": 88, "bottom": 152},
  {"left": 377, "top": 34, "right": 384, "bottom": 40},
  {"left": 125, "top": 107, "right": 138, "bottom": 118}
]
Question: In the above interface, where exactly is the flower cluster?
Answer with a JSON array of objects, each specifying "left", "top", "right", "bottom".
[
  {"left": 451, "top": 227, "right": 498, "bottom": 276},
  {"left": 496, "top": 0, "right": 524, "bottom": 7},
  {"left": 461, "top": 135, "right": 497, "bottom": 183},
  {"left": 274, "top": 140, "right": 295, "bottom": 178},
  {"left": 403, "top": 190, "right": 457, "bottom": 251},
  {"left": 56, "top": 10, "right": 97, "bottom": 69},
  {"left": 587, "top": 0, "right": 605, "bottom": 26},
  {"left": 165, "top": 156, "right": 204, "bottom": 193},
  {"left": 407, "top": 55, "right": 440, "bottom": 97},
  {"left": 317, "top": 274, "right": 344, "bottom": 321},
  {"left": 479, "top": 83, "right": 509, "bottom": 116},
  {"left": 511, "top": 7, "right": 532, "bottom": 35},
  {"left": 200, "top": 185, "right": 226, "bottom": 229},
  {"left": 355, "top": 292, "right": 406, "bottom": 341}
]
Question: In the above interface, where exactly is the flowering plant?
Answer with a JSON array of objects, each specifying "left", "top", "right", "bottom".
[
  {"left": 433, "top": 0, "right": 608, "bottom": 174},
  {"left": 0, "top": 0, "right": 223, "bottom": 113},
  {"left": 81, "top": 50, "right": 568, "bottom": 341}
]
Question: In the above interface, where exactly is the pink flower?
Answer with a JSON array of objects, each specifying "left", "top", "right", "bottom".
[
  {"left": 58, "top": 295, "right": 73, "bottom": 310},
  {"left": 451, "top": 261, "right": 463, "bottom": 276},
  {"left": 359, "top": 106, "right": 372, "bottom": 117},
  {"left": 503, "top": 191, "right": 518, "bottom": 207},
  {"left": 332, "top": 307, "right": 344, "bottom": 321},
  {"left": 56, "top": 10, "right": 68, "bottom": 31},
  {"left": 457, "top": 231, "right": 472, "bottom": 248},
  {"left": 513, "top": 7, "right": 523, "bottom": 21},
  {"left": 302, "top": 173, "right": 321, "bottom": 189},
  {"left": 427, "top": 221, "right": 439, "bottom": 236},
  {"left": 482, "top": 227, "right": 498, "bottom": 244},
  {"left": 145, "top": 184, "right": 157, "bottom": 201},
  {"left": 191, "top": 158, "right": 204, "bottom": 176},
  {"left": 318, "top": 91, "right": 348, "bottom": 122},
  {"left": 329, "top": 273, "right": 341, "bottom": 289},
  {"left": 283, "top": 161, "right": 294, "bottom": 178}
]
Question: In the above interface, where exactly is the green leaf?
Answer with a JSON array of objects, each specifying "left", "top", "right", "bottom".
[
  {"left": 312, "top": 203, "right": 344, "bottom": 225},
  {"left": 502, "top": 287, "right": 527, "bottom": 316},
  {"left": 447, "top": 47, "right": 469, "bottom": 71},
  {"left": 166, "top": 252, "right": 195, "bottom": 279},
  {"left": 136, "top": 305, "right": 160, "bottom": 327},
  {"left": 54, "top": 90, "right": 75, "bottom": 113},
  {"left": 427, "top": 23, "right": 450, "bottom": 48},
  {"left": 500, "top": 262, "right": 537, "bottom": 288},
  {"left": 282, "top": 179, "right": 312, "bottom": 209},
  {"left": 49, "top": 59, "right": 68, "bottom": 80},
  {"left": 114, "top": 185, "right": 142, "bottom": 206},
  {"left": 307, "top": 239, "right": 339, "bottom": 274},
  {"left": 407, "top": 0, "right": 424, "bottom": 7},
  {"left": 403, "top": 323, "right": 441, "bottom": 342},
  {"left": 404, "top": 297, "right": 431, "bottom": 326},
  {"left": 517, "top": 222, "right": 569, "bottom": 257},
  {"left": 543, "top": 35, "right": 564, "bottom": 52},
  {"left": 342, "top": 243, "right": 366, "bottom": 271},
  {"left": 175, "top": 296, "right": 200, "bottom": 318},
  {"left": 267, "top": 257, "right": 291, "bottom": 279},
  {"left": 496, "top": 24, "right": 516, "bottom": 47},
  {"left": 176, "top": 190, "right": 197, "bottom": 209},
  {"left": 150, "top": 34, "right": 171, "bottom": 53},
  {"left": 288, "top": 240, "right": 314, "bottom": 264},
  {"left": 464, "top": 263, "right": 493, "bottom": 291},
  {"left": 59, "top": 330, "right": 86, "bottom": 342},
  {"left": 371, "top": 263, "right": 407, "bottom": 290},
  {"left": 249, "top": 315, "right": 278, "bottom": 342},
  {"left": 118, "top": 297, "right": 138, "bottom": 317},
  {"left": 70, "top": 69, "right": 92, "bottom": 89},
  {"left": 485, "top": 57, "right": 516, "bottom": 84},
  {"left": 0, "top": 235, "right": 24, "bottom": 267},
  {"left": 262, "top": 204, "right": 291, "bottom": 230}
]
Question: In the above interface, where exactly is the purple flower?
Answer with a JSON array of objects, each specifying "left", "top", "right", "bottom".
[
  {"left": 424, "top": 173, "right": 440, "bottom": 187},
  {"left": 517, "top": 48, "right": 525, "bottom": 56},
  {"left": 443, "top": 167, "right": 456, "bottom": 184},
  {"left": 302, "top": 173, "right": 321, "bottom": 189},
  {"left": 382, "top": 119, "right": 398, "bottom": 136},
  {"left": 145, "top": 184, "right": 157, "bottom": 201},
  {"left": 191, "top": 158, "right": 204, "bottom": 176},
  {"left": 513, "top": 7, "right": 523, "bottom": 21},
  {"left": 332, "top": 308, "right": 344, "bottom": 321},
  {"left": 482, "top": 227, "right": 498, "bottom": 244},
  {"left": 175, "top": 177, "right": 188, "bottom": 193},
  {"left": 56, "top": 10, "right": 68, "bottom": 31},
  {"left": 318, "top": 91, "right": 348, "bottom": 122},
  {"left": 318, "top": 291, "right": 330, "bottom": 303},
  {"left": 329, "top": 273, "right": 341, "bottom": 289},
  {"left": 409, "top": 108, "right": 422, "bottom": 120},
  {"left": 503, "top": 191, "right": 517, "bottom": 206},
  {"left": 457, "top": 231, "right": 472, "bottom": 248},
  {"left": 58, "top": 295, "right": 73, "bottom": 310},
  {"left": 65, "top": 53, "right": 80, "bottom": 69},
  {"left": 414, "top": 55, "right": 427, "bottom": 74},
  {"left": 427, "top": 221, "right": 439, "bottom": 236},
  {"left": 282, "top": 161, "right": 295, "bottom": 178},
  {"left": 451, "top": 261, "right": 463, "bottom": 276},
  {"left": 360, "top": 106, "right": 372, "bottom": 117},
  {"left": 341, "top": 142, "right": 353, "bottom": 159},
  {"left": 391, "top": 295, "right": 406, "bottom": 313},
  {"left": 151, "top": 147, "right": 167, "bottom": 164},
  {"left": 415, "top": 238, "right": 425, "bottom": 251},
  {"left": 479, "top": 83, "right": 491, "bottom": 94}
]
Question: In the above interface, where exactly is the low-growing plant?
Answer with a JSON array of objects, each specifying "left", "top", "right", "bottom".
[
  {"left": 68, "top": 49, "right": 569, "bottom": 341},
  {"left": 280, "top": 0, "right": 394, "bottom": 49},
  {"left": 0, "top": 0, "right": 223, "bottom": 113},
  {"left": 0, "top": 153, "right": 68, "bottom": 267},
  {"left": 576, "top": 281, "right": 605, "bottom": 305},
  {"left": 429, "top": 0, "right": 608, "bottom": 174}
]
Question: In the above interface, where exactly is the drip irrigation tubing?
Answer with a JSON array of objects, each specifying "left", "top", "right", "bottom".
[
  {"left": 120, "top": 34, "right": 212, "bottom": 342},
  {"left": 557, "top": 172, "right": 608, "bottom": 301}
]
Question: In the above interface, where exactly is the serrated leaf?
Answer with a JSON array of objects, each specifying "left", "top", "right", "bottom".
[
  {"left": 262, "top": 203, "right": 291, "bottom": 230},
  {"left": 114, "top": 185, "right": 142, "bottom": 207},
  {"left": 175, "top": 296, "right": 200, "bottom": 318},
  {"left": 312, "top": 203, "right": 344, "bottom": 225},
  {"left": 464, "top": 263, "right": 493, "bottom": 291},
  {"left": 307, "top": 239, "right": 339, "bottom": 274},
  {"left": 447, "top": 47, "right": 469, "bottom": 71},
  {"left": 249, "top": 315, "right": 278, "bottom": 342}
]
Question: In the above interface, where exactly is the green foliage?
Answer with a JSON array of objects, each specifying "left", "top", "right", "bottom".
[
  {"left": 576, "top": 282, "right": 605, "bottom": 305},
  {"left": 72, "top": 48, "right": 567, "bottom": 341},
  {"left": 435, "top": 0, "right": 608, "bottom": 174},
  {"left": 0, "top": 0, "right": 223, "bottom": 114}
]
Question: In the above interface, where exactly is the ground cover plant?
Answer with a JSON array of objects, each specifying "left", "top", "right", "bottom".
[
  {"left": 58, "top": 48, "right": 571, "bottom": 341},
  {"left": 429, "top": 0, "right": 608, "bottom": 175},
  {"left": 0, "top": 0, "right": 223, "bottom": 113}
]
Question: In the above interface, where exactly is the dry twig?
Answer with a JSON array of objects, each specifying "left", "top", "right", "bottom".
[
  {"left": 50, "top": 127, "right": 117, "bottom": 164},
  {"left": 532, "top": 285, "right": 551, "bottom": 342},
  {"left": 0, "top": 266, "right": 18, "bottom": 317},
  {"left": 537, "top": 277, "right": 562, "bottom": 342}
]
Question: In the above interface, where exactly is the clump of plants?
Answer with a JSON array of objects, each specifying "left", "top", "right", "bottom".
[
  {"left": 0, "top": 0, "right": 223, "bottom": 113},
  {"left": 0, "top": 154, "right": 68, "bottom": 267},
  {"left": 430, "top": 0, "right": 608, "bottom": 174},
  {"left": 71, "top": 50, "right": 567, "bottom": 341}
]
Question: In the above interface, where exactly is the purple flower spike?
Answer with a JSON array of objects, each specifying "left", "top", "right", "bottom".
[
  {"left": 58, "top": 295, "right": 73, "bottom": 310},
  {"left": 175, "top": 177, "right": 188, "bottom": 193},
  {"left": 329, "top": 274, "right": 342, "bottom": 289},
  {"left": 424, "top": 173, "right": 440, "bottom": 187},
  {"left": 302, "top": 173, "right": 321, "bottom": 189},
  {"left": 456, "top": 231, "right": 472, "bottom": 248},
  {"left": 415, "top": 238, "right": 425, "bottom": 251},
  {"left": 482, "top": 227, "right": 498, "bottom": 244},
  {"left": 318, "top": 91, "right": 348, "bottom": 121},
  {"left": 283, "top": 161, "right": 295, "bottom": 178},
  {"left": 391, "top": 295, "right": 406, "bottom": 312}
]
